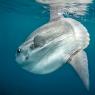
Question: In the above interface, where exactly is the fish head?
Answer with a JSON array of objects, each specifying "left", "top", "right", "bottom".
[{"left": 16, "top": 35, "right": 45, "bottom": 64}]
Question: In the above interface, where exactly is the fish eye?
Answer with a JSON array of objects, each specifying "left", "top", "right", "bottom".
[{"left": 17, "top": 48, "right": 22, "bottom": 55}]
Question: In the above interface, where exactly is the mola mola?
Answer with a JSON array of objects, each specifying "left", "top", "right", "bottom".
[
  {"left": 16, "top": 18, "right": 90, "bottom": 89},
  {"left": 16, "top": 0, "right": 91, "bottom": 90}
]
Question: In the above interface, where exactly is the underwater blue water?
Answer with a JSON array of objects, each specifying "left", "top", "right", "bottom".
[{"left": 0, "top": 0, "right": 95, "bottom": 95}]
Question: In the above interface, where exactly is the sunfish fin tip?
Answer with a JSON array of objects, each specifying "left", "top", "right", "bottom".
[{"left": 69, "top": 50, "right": 89, "bottom": 90}]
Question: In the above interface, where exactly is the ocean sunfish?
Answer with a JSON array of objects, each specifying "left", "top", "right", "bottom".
[{"left": 16, "top": 18, "right": 90, "bottom": 89}]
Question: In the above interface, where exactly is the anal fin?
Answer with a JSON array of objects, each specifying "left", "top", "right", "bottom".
[{"left": 69, "top": 50, "right": 89, "bottom": 90}]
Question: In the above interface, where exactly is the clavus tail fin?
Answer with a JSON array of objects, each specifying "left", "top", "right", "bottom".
[{"left": 69, "top": 50, "right": 89, "bottom": 90}]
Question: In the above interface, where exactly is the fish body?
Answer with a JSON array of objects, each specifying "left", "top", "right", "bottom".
[
  {"left": 16, "top": 17, "right": 89, "bottom": 74},
  {"left": 16, "top": 18, "right": 76, "bottom": 73}
]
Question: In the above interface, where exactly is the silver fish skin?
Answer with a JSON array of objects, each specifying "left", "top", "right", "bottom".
[{"left": 16, "top": 18, "right": 89, "bottom": 74}]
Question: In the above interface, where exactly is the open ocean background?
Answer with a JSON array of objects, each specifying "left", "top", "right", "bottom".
[{"left": 0, "top": 0, "right": 95, "bottom": 95}]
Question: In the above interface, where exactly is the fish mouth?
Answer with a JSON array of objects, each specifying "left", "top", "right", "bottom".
[
  {"left": 16, "top": 53, "right": 27, "bottom": 64},
  {"left": 16, "top": 54, "right": 32, "bottom": 67}
]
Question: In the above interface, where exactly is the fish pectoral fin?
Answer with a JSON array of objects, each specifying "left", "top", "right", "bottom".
[{"left": 69, "top": 50, "right": 89, "bottom": 90}]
